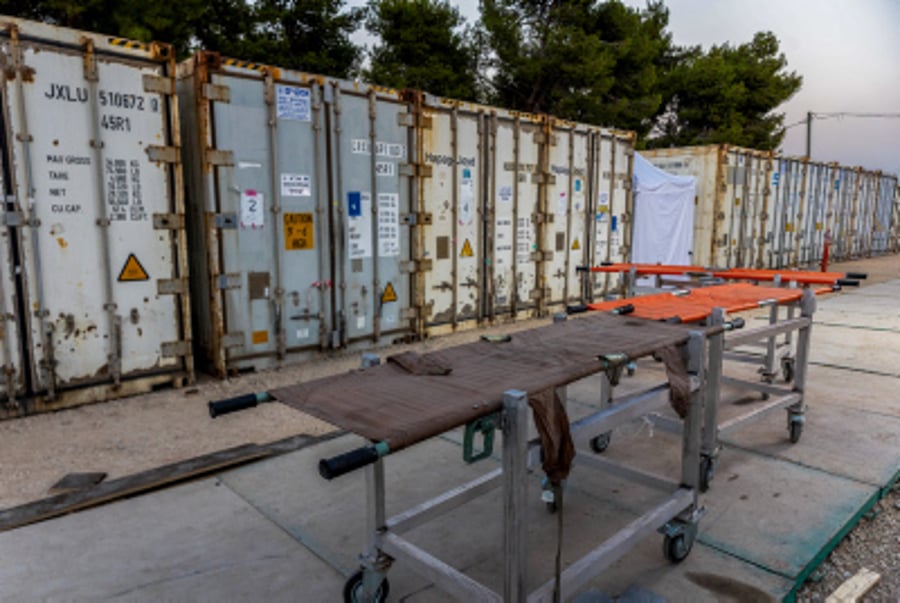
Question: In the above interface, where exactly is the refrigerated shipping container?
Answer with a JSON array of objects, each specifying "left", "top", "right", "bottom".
[
  {"left": 0, "top": 17, "right": 192, "bottom": 418},
  {"left": 178, "top": 52, "right": 416, "bottom": 376}
]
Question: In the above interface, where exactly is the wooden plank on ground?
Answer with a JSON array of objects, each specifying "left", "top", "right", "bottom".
[
  {"left": 0, "top": 431, "right": 343, "bottom": 533},
  {"left": 825, "top": 567, "right": 881, "bottom": 603}
]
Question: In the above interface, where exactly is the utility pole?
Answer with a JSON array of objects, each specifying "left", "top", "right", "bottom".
[{"left": 806, "top": 111, "right": 813, "bottom": 158}]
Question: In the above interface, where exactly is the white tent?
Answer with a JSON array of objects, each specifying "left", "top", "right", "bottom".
[{"left": 632, "top": 152, "right": 696, "bottom": 268}]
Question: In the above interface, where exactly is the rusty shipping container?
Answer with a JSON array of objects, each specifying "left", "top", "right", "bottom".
[
  {"left": 410, "top": 94, "right": 635, "bottom": 336},
  {"left": 178, "top": 53, "right": 416, "bottom": 376},
  {"left": 0, "top": 17, "right": 192, "bottom": 418},
  {"left": 642, "top": 145, "right": 774, "bottom": 268}
]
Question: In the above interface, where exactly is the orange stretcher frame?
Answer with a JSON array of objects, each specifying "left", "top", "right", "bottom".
[
  {"left": 582, "top": 282, "right": 833, "bottom": 323},
  {"left": 580, "top": 263, "right": 866, "bottom": 287}
]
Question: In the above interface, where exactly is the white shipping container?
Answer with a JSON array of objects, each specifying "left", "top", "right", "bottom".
[
  {"left": 0, "top": 17, "right": 191, "bottom": 417},
  {"left": 179, "top": 53, "right": 416, "bottom": 376}
]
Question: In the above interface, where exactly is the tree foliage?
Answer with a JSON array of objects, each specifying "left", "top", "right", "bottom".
[
  {"left": 650, "top": 32, "right": 802, "bottom": 150},
  {"left": 364, "top": 0, "right": 479, "bottom": 101},
  {"left": 0, "top": 0, "right": 803, "bottom": 150},
  {"left": 481, "top": 0, "right": 672, "bottom": 136}
]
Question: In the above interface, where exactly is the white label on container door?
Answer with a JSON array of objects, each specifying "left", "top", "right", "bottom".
[
  {"left": 241, "top": 190, "right": 264, "bottom": 229},
  {"left": 347, "top": 191, "right": 372, "bottom": 258},
  {"left": 276, "top": 85, "right": 311, "bottom": 121},
  {"left": 375, "top": 141, "right": 405, "bottom": 159},
  {"left": 296, "top": 328, "right": 310, "bottom": 339},
  {"left": 105, "top": 158, "right": 147, "bottom": 221},
  {"left": 498, "top": 185, "right": 513, "bottom": 203},
  {"left": 375, "top": 162, "right": 395, "bottom": 177},
  {"left": 557, "top": 191, "right": 567, "bottom": 216},
  {"left": 495, "top": 218, "right": 513, "bottom": 266},
  {"left": 281, "top": 173, "right": 311, "bottom": 197},
  {"left": 459, "top": 168, "right": 474, "bottom": 225},
  {"left": 357, "top": 315, "right": 366, "bottom": 330},
  {"left": 352, "top": 139, "right": 370, "bottom": 154},
  {"left": 516, "top": 217, "right": 533, "bottom": 264},
  {"left": 378, "top": 193, "right": 400, "bottom": 257}
]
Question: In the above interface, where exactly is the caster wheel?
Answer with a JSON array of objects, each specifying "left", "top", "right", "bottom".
[
  {"left": 343, "top": 570, "right": 389, "bottom": 603},
  {"left": 590, "top": 432, "right": 612, "bottom": 453},
  {"left": 663, "top": 532, "right": 693, "bottom": 563},
  {"left": 699, "top": 456, "right": 716, "bottom": 493},
  {"left": 789, "top": 420, "right": 803, "bottom": 443},
  {"left": 781, "top": 358, "right": 795, "bottom": 382}
]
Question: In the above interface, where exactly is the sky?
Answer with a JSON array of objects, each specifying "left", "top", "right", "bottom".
[{"left": 351, "top": 0, "right": 900, "bottom": 176}]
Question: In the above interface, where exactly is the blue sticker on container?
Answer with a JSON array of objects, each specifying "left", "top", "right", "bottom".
[
  {"left": 348, "top": 192, "right": 362, "bottom": 217},
  {"left": 575, "top": 179, "right": 582, "bottom": 192},
  {"left": 463, "top": 168, "right": 471, "bottom": 179},
  {"left": 276, "top": 85, "right": 311, "bottom": 121},
  {"left": 834, "top": 179, "right": 840, "bottom": 191},
  {"left": 611, "top": 215, "right": 618, "bottom": 232},
  {"left": 771, "top": 172, "right": 780, "bottom": 187}
]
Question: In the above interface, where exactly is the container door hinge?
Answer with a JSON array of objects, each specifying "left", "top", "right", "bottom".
[
  {"left": 400, "top": 307, "right": 419, "bottom": 320},
  {"left": 402, "top": 211, "right": 432, "bottom": 225},
  {"left": 531, "top": 172, "right": 556, "bottom": 185},
  {"left": 153, "top": 213, "right": 184, "bottom": 229},
  {"left": 161, "top": 340, "right": 190, "bottom": 358},
  {"left": 146, "top": 145, "right": 180, "bottom": 163},
  {"left": 142, "top": 74, "right": 175, "bottom": 95},
  {"left": 531, "top": 250, "right": 553, "bottom": 262},
  {"left": 3, "top": 210, "right": 23, "bottom": 227},
  {"left": 222, "top": 332, "right": 244, "bottom": 348},
  {"left": 157, "top": 278, "right": 187, "bottom": 295},
  {"left": 399, "top": 163, "right": 432, "bottom": 178},
  {"left": 401, "top": 259, "right": 432, "bottom": 273},
  {"left": 202, "top": 83, "right": 231, "bottom": 103},
  {"left": 217, "top": 273, "right": 242, "bottom": 290},
  {"left": 531, "top": 212, "right": 554, "bottom": 225},
  {"left": 529, "top": 287, "right": 551, "bottom": 301},
  {"left": 214, "top": 212, "right": 238, "bottom": 229},
  {"left": 206, "top": 149, "right": 234, "bottom": 166}
]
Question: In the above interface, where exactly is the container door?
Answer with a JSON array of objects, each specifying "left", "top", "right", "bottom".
[
  {"left": 419, "top": 99, "right": 483, "bottom": 333},
  {"left": 544, "top": 121, "right": 591, "bottom": 308},
  {"left": 208, "top": 72, "right": 329, "bottom": 368},
  {"left": 6, "top": 36, "right": 184, "bottom": 394},
  {"left": 488, "top": 113, "right": 542, "bottom": 318},
  {"left": 590, "top": 133, "right": 628, "bottom": 295},
  {"left": 330, "top": 84, "right": 414, "bottom": 346},
  {"left": 0, "top": 174, "right": 24, "bottom": 400}
]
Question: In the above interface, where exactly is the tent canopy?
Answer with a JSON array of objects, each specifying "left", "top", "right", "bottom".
[{"left": 632, "top": 152, "right": 696, "bottom": 268}]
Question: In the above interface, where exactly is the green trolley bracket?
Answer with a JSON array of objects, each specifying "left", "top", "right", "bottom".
[{"left": 463, "top": 414, "right": 498, "bottom": 463}]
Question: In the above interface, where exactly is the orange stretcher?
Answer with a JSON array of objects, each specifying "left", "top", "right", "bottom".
[
  {"left": 579, "top": 263, "right": 867, "bottom": 287},
  {"left": 575, "top": 282, "right": 833, "bottom": 323}
]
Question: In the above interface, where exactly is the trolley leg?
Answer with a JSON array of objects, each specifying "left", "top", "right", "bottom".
[
  {"left": 701, "top": 309, "right": 725, "bottom": 491},
  {"left": 357, "top": 457, "right": 390, "bottom": 600},
  {"left": 787, "top": 289, "right": 815, "bottom": 442},
  {"left": 763, "top": 302, "right": 779, "bottom": 383},
  {"left": 503, "top": 389, "right": 529, "bottom": 603}
]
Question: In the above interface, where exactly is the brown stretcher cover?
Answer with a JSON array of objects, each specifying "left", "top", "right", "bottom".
[{"left": 270, "top": 313, "right": 706, "bottom": 481}]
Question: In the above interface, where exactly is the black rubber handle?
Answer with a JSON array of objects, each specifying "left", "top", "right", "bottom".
[
  {"left": 727, "top": 317, "right": 745, "bottom": 330},
  {"left": 208, "top": 393, "right": 259, "bottom": 418},
  {"left": 575, "top": 266, "right": 589, "bottom": 273},
  {"left": 845, "top": 272, "right": 868, "bottom": 280},
  {"left": 836, "top": 278, "right": 860, "bottom": 287},
  {"left": 601, "top": 261, "right": 613, "bottom": 266},
  {"left": 612, "top": 303, "right": 634, "bottom": 315},
  {"left": 566, "top": 304, "right": 589, "bottom": 314},
  {"left": 319, "top": 446, "right": 380, "bottom": 480}
]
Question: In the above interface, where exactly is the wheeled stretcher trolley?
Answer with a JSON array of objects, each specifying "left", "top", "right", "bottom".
[{"left": 210, "top": 313, "right": 729, "bottom": 602}]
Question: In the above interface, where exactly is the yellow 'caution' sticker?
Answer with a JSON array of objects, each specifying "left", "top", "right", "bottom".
[
  {"left": 460, "top": 238, "right": 474, "bottom": 257},
  {"left": 284, "top": 212, "right": 314, "bottom": 250},
  {"left": 382, "top": 282, "right": 398, "bottom": 303},
  {"left": 252, "top": 330, "right": 269, "bottom": 344},
  {"left": 571, "top": 238, "right": 580, "bottom": 250},
  {"left": 117, "top": 254, "right": 149, "bottom": 282}
]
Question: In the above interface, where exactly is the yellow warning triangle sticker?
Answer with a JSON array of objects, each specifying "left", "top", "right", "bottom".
[
  {"left": 571, "top": 238, "right": 580, "bottom": 251},
  {"left": 381, "top": 282, "right": 398, "bottom": 303},
  {"left": 118, "top": 253, "right": 149, "bottom": 282},
  {"left": 460, "top": 238, "right": 474, "bottom": 257}
]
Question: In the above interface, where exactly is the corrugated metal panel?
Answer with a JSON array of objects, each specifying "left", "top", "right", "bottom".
[
  {"left": 872, "top": 174, "right": 898, "bottom": 254},
  {"left": 179, "top": 53, "right": 415, "bottom": 375},
  {"left": 0, "top": 182, "right": 24, "bottom": 402},
  {"left": 485, "top": 109, "right": 544, "bottom": 319},
  {"left": 0, "top": 17, "right": 191, "bottom": 416},
  {"left": 416, "top": 95, "right": 485, "bottom": 334}
]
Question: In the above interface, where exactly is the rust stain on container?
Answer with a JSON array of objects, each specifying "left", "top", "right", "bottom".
[{"left": 56, "top": 237, "right": 67, "bottom": 249}]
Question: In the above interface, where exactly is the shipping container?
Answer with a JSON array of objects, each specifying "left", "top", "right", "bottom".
[
  {"left": 178, "top": 53, "right": 416, "bottom": 376},
  {"left": 641, "top": 145, "right": 774, "bottom": 268},
  {"left": 0, "top": 17, "right": 192, "bottom": 418}
]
